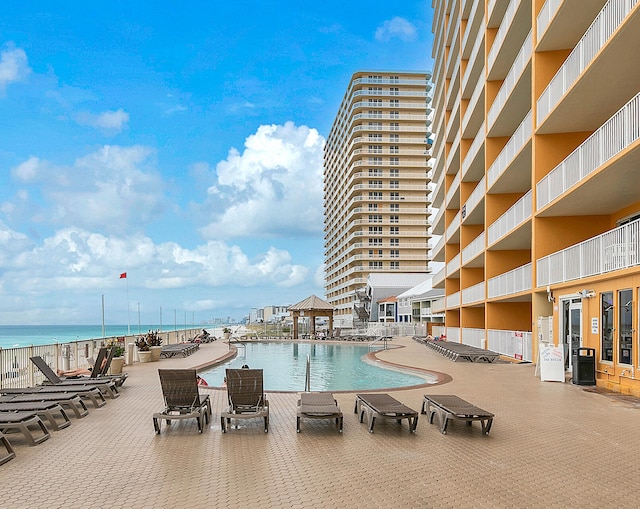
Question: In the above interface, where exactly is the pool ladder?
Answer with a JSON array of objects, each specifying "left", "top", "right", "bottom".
[{"left": 304, "top": 354, "right": 310, "bottom": 392}]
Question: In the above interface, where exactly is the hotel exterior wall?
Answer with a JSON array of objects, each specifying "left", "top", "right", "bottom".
[{"left": 430, "top": 0, "right": 640, "bottom": 394}]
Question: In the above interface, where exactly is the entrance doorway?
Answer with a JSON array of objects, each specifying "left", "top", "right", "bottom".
[{"left": 561, "top": 298, "right": 582, "bottom": 370}]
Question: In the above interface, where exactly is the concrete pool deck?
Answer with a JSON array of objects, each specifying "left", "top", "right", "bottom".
[{"left": 1, "top": 336, "right": 639, "bottom": 508}]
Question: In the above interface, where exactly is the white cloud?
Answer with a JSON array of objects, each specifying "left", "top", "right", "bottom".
[
  {"left": 201, "top": 121, "right": 325, "bottom": 239},
  {"left": 375, "top": 17, "right": 417, "bottom": 42},
  {"left": 0, "top": 44, "right": 31, "bottom": 92},
  {"left": 75, "top": 108, "right": 129, "bottom": 133},
  {"left": 9, "top": 145, "right": 164, "bottom": 233}
]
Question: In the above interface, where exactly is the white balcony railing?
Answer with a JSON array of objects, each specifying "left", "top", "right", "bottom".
[
  {"left": 446, "top": 210, "right": 462, "bottom": 241},
  {"left": 445, "top": 171, "right": 461, "bottom": 206},
  {"left": 432, "top": 297, "right": 445, "bottom": 313},
  {"left": 446, "top": 253, "right": 461, "bottom": 276},
  {"left": 488, "top": 30, "right": 532, "bottom": 130},
  {"left": 488, "top": 263, "right": 532, "bottom": 298},
  {"left": 487, "top": 110, "right": 532, "bottom": 190},
  {"left": 537, "top": 0, "right": 639, "bottom": 125},
  {"left": 537, "top": 0, "right": 563, "bottom": 41},
  {"left": 462, "top": 176, "right": 485, "bottom": 220},
  {"left": 461, "top": 327, "right": 485, "bottom": 348},
  {"left": 462, "top": 282, "right": 485, "bottom": 304},
  {"left": 537, "top": 218, "right": 640, "bottom": 287},
  {"left": 487, "top": 190, "right": 532, "bottom": 246},
  {"left": 446, "top": 291, "right": 461, "bottom": 308},
  {"left": 462, "top": 231, "right": 485, "bottom": 265},
  {"left": 461, "top": 122, "right": 485, "bottom": 179},
  {"left": 488, "top": 329, "right": 533, "bottom": 362},
  {"left": 537, "top": 91, "right": 640, "bottom": 210},
  {"left": 432, "top": 266, "right": 446, "bottom": 287},
  {"left": 487, "top": 0, "right": 519, "bottom": 71}
]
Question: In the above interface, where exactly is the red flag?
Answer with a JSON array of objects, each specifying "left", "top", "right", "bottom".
[{"left": 119, "top": 272, "right": 127, "bottom": 279}]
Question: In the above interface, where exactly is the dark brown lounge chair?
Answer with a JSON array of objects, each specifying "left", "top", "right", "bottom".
[
  {"left": 221, "top": 368, "right": 269, "bottom": 433},
  {"left": 1, "top": 385, "right": 106, "bottom": 409},
  {"left": 0, "top": 411, "right": 50, "bottom": 446},
  {"left": 0, "top": 393, "right": 89, "bottom": 418},
  {"left": 421, "top": 395, "right": 494, "bottom": 435},
  {"left": 0, "top": 431, "right": 15, "bottom": 465},
  {"left": 153, "top": 369, "right": 212, "bottom": 434},
  {"left": 297, "top": 392, "right": 343, "bottom": 433},
  {"left": 0, "top": 401, "right": 71, "bottom": 431},
  {"left": 354, "top": 393, "right": 418, "bottom": 433}
]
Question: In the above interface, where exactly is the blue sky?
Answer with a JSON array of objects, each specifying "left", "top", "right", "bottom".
[{"left": 0, "top": 1, "right": 434, "bottom": 325}]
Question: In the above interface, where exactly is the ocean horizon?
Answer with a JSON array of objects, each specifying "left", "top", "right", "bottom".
[{"left": 0, "top": 324, "right": 229, "bottom": 349}]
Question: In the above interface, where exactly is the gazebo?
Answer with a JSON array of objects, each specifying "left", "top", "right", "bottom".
[{"left": 288, "top": 295, "right": 335, "bottom": 339}]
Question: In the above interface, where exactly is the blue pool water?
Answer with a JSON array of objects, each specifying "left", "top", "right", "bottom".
[{"left": 199, "top": 342, "right": 434, "bottom": 391}]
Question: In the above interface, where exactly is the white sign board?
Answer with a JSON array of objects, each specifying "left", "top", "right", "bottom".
[
  {"left": 538, "top": 343, "right": 565, "bottom": 382},
  {"left": 591, "top": 317, "right": 598, "bottom": 334}
]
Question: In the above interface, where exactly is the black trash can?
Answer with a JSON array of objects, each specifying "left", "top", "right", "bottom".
[{"left": 572, "top": 347, "right": 596, "bottom": 385}]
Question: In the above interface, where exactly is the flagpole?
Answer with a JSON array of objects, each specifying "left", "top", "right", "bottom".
[
  {"left": 101, "top": 294, "right": 105, "bottom": 338},
  {"left": 126, "top": 276, "right": 130, "bottom": 335}
]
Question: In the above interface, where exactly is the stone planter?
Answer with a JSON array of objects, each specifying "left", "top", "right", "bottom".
[
  {"left": 138, "top": 350, "right": 152, "bottom": 363},
  {"left": 109, "top": 356, "right": 125, "bottom": 374},
  {"left": 150, "top": 346, "right": 163, "bottom": 362}
]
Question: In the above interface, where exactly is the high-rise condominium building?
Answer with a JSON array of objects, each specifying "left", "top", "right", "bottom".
[
  {"left": 431, "top": 0, "right": 640, "bottom": 396},
  {"left": 324, "top": 71, "right": 434, "bottom": 328}
]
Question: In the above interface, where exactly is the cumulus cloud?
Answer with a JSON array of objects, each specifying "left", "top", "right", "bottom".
[
  {"left": 201, "top": 121, "right": 325, "bottom": 239},
  {"left": 75, "top": 108, "right": 130, "bottom": 133},
  {"left": 9, "top": 145, "right": 164, "bottom": 233},
  {"left": 0, "top": 43, "right": 31, "bottom": 92},
  {"left": 375, "top": 17, "right": 417, "bottom": 42}
]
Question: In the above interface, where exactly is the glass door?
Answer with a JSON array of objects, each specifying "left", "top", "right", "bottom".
[{"left": 562, "top": 298, "right": 583, "bottom": 370}]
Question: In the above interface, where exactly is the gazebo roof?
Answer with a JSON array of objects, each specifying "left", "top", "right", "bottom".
[{"left": 288, "top": 294, "right": 335, "bottom": 311}]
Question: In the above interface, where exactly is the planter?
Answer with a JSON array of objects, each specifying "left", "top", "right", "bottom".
[
  {"left": 138, "top": 350, "right": 152, "bottom": 363},
  {"left": 150, "top": 346, "right": 163, "bottom": 362},
  {"left": 223, "top": 332, "right": 231, "bottom": 340},
  {"left": 109, "top": 356, "right": 125, "bottom": 374}
]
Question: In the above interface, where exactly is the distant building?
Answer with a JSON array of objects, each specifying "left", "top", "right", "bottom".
[{"left": 359, "top": 272, "right": 429, "bottom": 323}]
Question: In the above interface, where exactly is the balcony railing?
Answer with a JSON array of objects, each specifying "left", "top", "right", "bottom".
[
  {"left": 537, "top": 91, "right": 640, "bottom": 210},
  {"left": 487, "top": 0, "right": 519, "bottom": 72},
  {"left": 487, "top": 110, "right": 532, "bottom": 190},
  {"left": 461, "top": 122, "right": 485, "bottom": 179},
  {"left": 446, "top": 210, "right": 462, "bottom": 240},
  {"left": 487, "top": 30, "right": 532, "bottom": 130},
  {"left": 432, "top": 297, "right": 445, "bottom": 313},
  {"left": 462, "top": 176, "right": 485, "bottom": 221},
  {"left": 446, "top": 253, "right": 461, "bottom": 276},
  {"left": 462, "top": 282, "right": 485, "bottom": 305},
  {"left": 446, "top": 291, "right": 461, "bottom": 308},
  {"left": 537, "top": 0, "right": 563, "bottom": 41},
  {"left": 488, "top": 329, "right": 533, "bottom": 362},
  {"left": 461, "top": 327, "right": 485, "bottom": 348},
  {"left": 536, "top": 217, "right": 640, "bottom": 287},
  {"left": 537, "top": 0, "right": 639, "bottom": 125},
  {"left": 487, "top": 190, "right": 532, "bottom": 246},
  {"left": 462, "top": 231, "right": 485, "bottom": 265},
  {"left": 488, "top": 263, "right": 532, "bottom": 298}
]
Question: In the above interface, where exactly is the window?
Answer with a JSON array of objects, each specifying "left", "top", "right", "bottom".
[
  {"left": 368, "top": 133, "right": 382, "bottom": 141},
  {"left": 368, "top": 214, "right": 382, "bottom": 223},
  {"left": 390, "top": 249, "right": 400, "bottom": 258},
  {"left": 368, "top": 121, "right": 382, "bottom": 130},
  {"left": 368, "top": 99, "right": 382, "bottom": 106},
  {"left": 369, "top": 238, "right": 382, "bottom": 246},
  {"left": 389, "top": 99, "right": 399, "bottom": 106},
  {"left": 390, "top": 226, "right": 399, "bottom": 235},
  {"left": 389, "top": 168, "right": 399, "bottom": 177},
  {"left": 389, "top": 145, "right": 399, "bottom": 154},
  {"left": 369, "top": 249, "right": 382, "bottom": 258},
  {"left": 389, "top": 134, "right": 399, "bottom": 142},
  {"left": 389, "top": 87, "right": 399, "bottom": 95},
  {"left": 369, "top": 110, "right": 382, "bottom": 118},
  {"left": 368, "top": 145, "right": 382, "bottom": 154},
  {"left": 619, "top": 289, "right": 633, "bottom": 364},
  {"left": 369, "top": 261, "right": 382, "bottom": 269},
  {"left": 390, "top": 238, "right": 399, "bottom": 246},
  {"left": 390, "top": 75, "right": 399, "bottom": 82},
  {"left": 368, "top": 203, "right": 378, "bottom": 211},
  {"left": 390, "top": 180, "right": 399, "bottom": 189},
  {"left": 368, "top": 192, "right": 382, "bottom": 200},
  {"left": 390, "top": 192, "right": 400, "bottom": 200},
  {"left": 368, "top": 180, "right": 382, "bottom": 189},
  {"left": 389, "top": 157, "right": 399, "bottom": 165},
  {"left": 369, "top": 157, "right": 382, "bottom": 165},
  {"left": 390, "top": 261, "right": 400, "bottom": 269},
  {"left": 390, "top": 203, "right": 399, "bottom": 211},
  {"left": 368, "top": 226, "right": 382, "bottom": 235},
  {"left": 390, "top": 111, "right": 399, "bottom": 119},
  {"left": 368, "top": 168, "right": 382, "bottom": 176},
  {"left": 368, "top": 87, "right": 383, "bottom": 95},
  {"left": 389, "top": 215, "right": 399, "bottom": 223},
  {"left": 601, "top": 292, "right": 613, "bottom": 361},
  {"left": 368, "top": 75, "right": 383, "bottom": 83},
  {"left": 389, "top": 122, "right": 399, "bottom": 130}
]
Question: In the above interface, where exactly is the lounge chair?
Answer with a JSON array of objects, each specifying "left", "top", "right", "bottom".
[
  {"left": 297, "top": 392, "right": 343, "bottom": 433},
  {"left": 30, "top": 355, "right": 120, "bottom": 398},
  {"left": 93, "top": 347, "right": 128, "bottom": 386},
  {"left": 421, "top": 395, "right": 494, "bottom": 435},
  {"left": 153, "top": 369, "right": 212, "bottom": 434},
  {"left": 1, "top": 385, "right": 107, "bottom": 409},
  {"left": 0, "top": 411, "right": 50, "bottom": 446},
  {"left": 0, "top": 401, "right": 71, "bottom": 431},
  {"left": 0, "top": 393, "right": 89, "bottom": 419},
  {"left": 220, "top": 368, "right": 269, "bottom": 433},
  {"left": 0, "top": 431, "right": 15, "bottom": 465},
  {"left": 354, "top": 393, "right": 418, "bottom": 433}
]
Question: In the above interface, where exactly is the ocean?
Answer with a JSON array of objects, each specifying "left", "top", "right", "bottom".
[{"left": 0, "top": 324, "right": 208, "bottom": 349}]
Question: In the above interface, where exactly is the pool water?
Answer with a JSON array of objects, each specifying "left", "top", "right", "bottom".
[{"left": 199, "top": 342, "right": 434, "bottom": 391}]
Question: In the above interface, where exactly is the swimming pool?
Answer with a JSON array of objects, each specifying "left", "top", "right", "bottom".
[{"left": 198, "top": 342, "right": 435, "bottom": 391}]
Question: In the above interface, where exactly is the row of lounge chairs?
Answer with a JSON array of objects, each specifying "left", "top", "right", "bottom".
[
  {"left": 154, "top": 368, "right": 494, "bottom": 437},
  {"left": 415, "top": 336, "right": 501, "bottom": 363},
  {"left": 0, "top": 348, "right": 127, "bottom": 465},
  {"left": 160, "top": 343, "right": 200, "bottom": 358}
]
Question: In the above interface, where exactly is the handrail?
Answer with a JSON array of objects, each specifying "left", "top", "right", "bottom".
[
  {"left": 368, "top": 336, "right": 389, "bottom": 350},
  {"left": 305, "top": 354, "right": 311, "bottom": 392}
]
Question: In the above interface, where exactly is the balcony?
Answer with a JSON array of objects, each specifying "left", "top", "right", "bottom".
[
  {"left": 537, "top": 0, "right": 608, "bottom": 51},
  {"left": 446, "top": 210, "right": 462, "bottom": 244},
  {"left": 487, "top": 110, "right": 532, "bottom": 193},
  {"left": 462, "top": 231, "right": 485, "bottom": 267},
  {"left": 536, "top": 91, "right": 640, "bottom": 215},
  {"left": 488, "top": 263, "right": 532, "bottom": 299},
  {"left": 461, "top": 122, "right": 485, "bottom": 182},
  {"left": 487, "top": 190, "right": 532, "bottom": 249},
  {"left": 462, "top": 281, "right": 485, "bottom": 305},
  {"left": 487, "top": 0, "right": 532, "bottom": 81},
  {"left": 446, "top": 291, "right": 461, "bottom": 308},
  {"left": 537, "top": 0, "right": 640, "bottom": 133},
  {"left": 536, "top": 218, "right": 640, "bottom": 287}
]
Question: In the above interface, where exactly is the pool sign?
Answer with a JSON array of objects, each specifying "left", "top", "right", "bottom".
[{"left": 538, "top": 343, "right": 565, "bottom": 382}]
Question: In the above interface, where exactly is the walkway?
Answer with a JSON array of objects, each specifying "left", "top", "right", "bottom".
[{"left": 1, "top": 337, "right": 639, "bottom": 508}]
